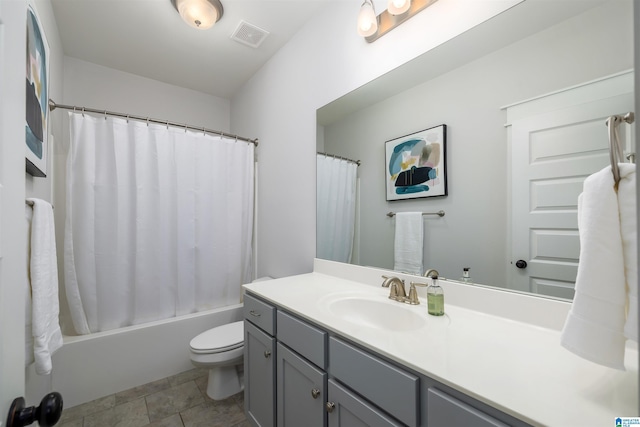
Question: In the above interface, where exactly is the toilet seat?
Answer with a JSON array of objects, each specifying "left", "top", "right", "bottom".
[{"left": 190, "top": 320, "right": 244, "bottom": 354}]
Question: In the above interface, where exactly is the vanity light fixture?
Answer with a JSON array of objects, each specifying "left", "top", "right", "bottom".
[
  {"left": 357, "top": 0, "right": 378, "bottom": 37},
  {"left": 387, "top": 0, "right": 410, "bottom": 16},
  {"left": 359, "top": 0, "right": 438, "bottom": 43},
  {"left": 171, "top": 0, "right": 223, "bottom": 30}
]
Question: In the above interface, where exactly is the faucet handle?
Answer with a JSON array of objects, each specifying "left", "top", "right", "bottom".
[{"left": 407, "top": 282, "right": 428, "bottom": 305}]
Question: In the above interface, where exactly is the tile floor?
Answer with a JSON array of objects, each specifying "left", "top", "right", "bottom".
[{"left": 57, "top": 368, "right": 249, "bottom": 427}]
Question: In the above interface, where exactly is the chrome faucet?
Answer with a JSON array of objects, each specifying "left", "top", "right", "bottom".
[
  {"left": 381, "top": 275, "right": 406, "bottom": 301},
  {"left": 424, "top": 269, "right": 439, "bottom": 279}
]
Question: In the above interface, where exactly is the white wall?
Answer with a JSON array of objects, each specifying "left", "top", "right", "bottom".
[
  {"left": 230, "top": 0, "right": 524, "bottom": 279},
  {"left": 322, "top": 1, "right": 633, "bottom": 288}
]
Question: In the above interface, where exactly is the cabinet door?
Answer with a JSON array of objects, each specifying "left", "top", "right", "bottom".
[
  {"left": 277, "top": 343, "right": 327, "bottom": 427},
  {"left": 245, "top": 320, "right": 276, "bottom": 427},
  {"left": 327, "top": 379, "right": 402, "bottom": 427}
]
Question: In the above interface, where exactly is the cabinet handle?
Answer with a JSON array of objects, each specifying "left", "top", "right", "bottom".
[
  {"left": 311, "top": 388, "right": 320, "bottom": 399},
  {"left": 325, "top": 402, "right": 335, "bottom": 413},
  {"left": 249, "top": 310, "right": 261, "bottom": 317},
  {"left": 264, "top": 350, "right": 271, "bottom": 358}
]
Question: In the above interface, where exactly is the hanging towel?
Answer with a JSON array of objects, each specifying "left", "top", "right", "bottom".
[
  {"left": 560, "top": 164, "right": 637, "bottom": 370},
  {"left": 393, "top": 212, "right": 424, "bottom": 275},
  {"left": 618, "top": 164, "right": 637, "bottom": 342},
  {"left": 26, "top": 198, "right": 63, "bottom": 375}
]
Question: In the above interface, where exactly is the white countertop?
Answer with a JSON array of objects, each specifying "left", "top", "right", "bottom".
[{"left": 243, "top": 261, "right": 638, "bottom": 427}]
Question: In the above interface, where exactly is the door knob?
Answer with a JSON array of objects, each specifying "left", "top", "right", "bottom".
[
  {"left": 6, "top": 392, "right": 63, "bottom": 427},
  {"left": 515, "top": 260, "right": 527, "bottom": 269},
  {"left": 325, "top": 402, "right": 335, "bottom": 413}
]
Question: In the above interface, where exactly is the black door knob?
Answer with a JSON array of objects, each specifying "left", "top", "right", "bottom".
[
  {"left": 6, "top": 392, "right": 63, "bottom": 427},
  {"left": 515, "top": 260, "right": 528, "bottom": 269}
]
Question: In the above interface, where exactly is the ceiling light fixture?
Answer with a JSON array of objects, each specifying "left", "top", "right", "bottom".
[
  {"left": 171, "top": 0, "right": 223, "bottom": 30},
  {"left": 360, "top": 0, "right": 438, "bottom": 43}
]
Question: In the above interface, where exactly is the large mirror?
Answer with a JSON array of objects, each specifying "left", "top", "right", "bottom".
[{"left": 316, "top": 0, "right": 635, "bottom": 299}]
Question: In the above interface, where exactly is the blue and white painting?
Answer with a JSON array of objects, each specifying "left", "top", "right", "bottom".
[
  {"left": 26, "top": 2, "right": 49, "bottom": 177},
  {"left": 385, "top": 124, "right": 447, "bottom": 201}
]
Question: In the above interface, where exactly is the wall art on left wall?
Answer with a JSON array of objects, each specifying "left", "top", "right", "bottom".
[{"left": 25, "top": 0, "right": 50, "bottom": 177}]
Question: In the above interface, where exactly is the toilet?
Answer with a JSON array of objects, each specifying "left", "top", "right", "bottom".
[{"left": 189, "top": 277, "right": 272, "bottom": 400}]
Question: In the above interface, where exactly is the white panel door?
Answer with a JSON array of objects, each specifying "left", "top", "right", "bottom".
[
  {"left": 510, "top": 90, "right": 634, "bottom": 298},
  {"left": 0, "top": 0, "right": 27, "bottom": 422}
]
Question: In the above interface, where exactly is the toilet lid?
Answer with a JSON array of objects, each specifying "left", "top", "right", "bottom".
[{"left": 190, "top": 320, "right": 244, "bottom": 353}]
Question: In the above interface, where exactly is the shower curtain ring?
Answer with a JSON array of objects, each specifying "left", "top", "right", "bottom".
[
  {"left": 203, "top": 127, "right": 206, "bottom": 136},
  {"left": 82, "top": 107, "right": 85, "bottom": 117},
  {"left": 185, "top": 123, "right": 188, "bottom": 133},
  {"left": 166, "top": 120, "right": 169, "bottom": 130},
  {"left": 104, "top": 110, "right": 107, "bottom": 120},
  {"left": 126, "top": 115, "right": 130, "bottom": 123},
  {"left": 219, "top": 131, "right": 224, "bottom": 139},
  {"left": 146, "top": 118, "right": 149, "bottom": 126}
]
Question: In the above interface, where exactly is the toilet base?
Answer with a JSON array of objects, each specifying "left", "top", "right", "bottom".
[{"left": 206, "top": 365, "right": 244, "bottom": 400}]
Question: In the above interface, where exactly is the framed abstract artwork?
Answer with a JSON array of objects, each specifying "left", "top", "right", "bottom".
[
  {"left": 385, "top": 124, "right": 447, "bottom": 201},
  {"left": 26, "top": 1, "right": 50, "bottom": 177}
]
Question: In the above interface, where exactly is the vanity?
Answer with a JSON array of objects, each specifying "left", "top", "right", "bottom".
[{"left": 243, "top": 259, "right": 638, "bottom": 426}]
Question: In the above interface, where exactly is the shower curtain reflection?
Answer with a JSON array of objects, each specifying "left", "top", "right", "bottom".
[
  {"left": 316, "top": 154, "right": 358, "bottom": 263},
  {"left": 64, "top": 113, "right": 254, "bottom": 334}
]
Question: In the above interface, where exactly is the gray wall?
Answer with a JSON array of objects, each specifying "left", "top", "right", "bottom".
[{"left": 322, "top": 0, "right": 633, "bottom": 287}]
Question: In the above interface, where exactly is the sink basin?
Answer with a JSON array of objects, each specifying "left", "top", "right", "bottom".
[{"left": 324, "top": 295, "right": 426, "bottom": 331}]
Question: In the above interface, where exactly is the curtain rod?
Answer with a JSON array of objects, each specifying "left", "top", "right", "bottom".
[
  {"left": 48, "top": 99, "right": 259, "bottom": 146},
  {"left": 317, "top": 152, "right": 361, "bottom": 166}
]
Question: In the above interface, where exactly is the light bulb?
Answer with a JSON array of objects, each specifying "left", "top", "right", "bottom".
[
  {"left": 176, "top": 0, "right": 218, "bottom": 29},
  {"left": 357, "top": 0, "right": 377, "bottom": 37},
  {"left": 388, "top": 0, "right": 410, "bottom": 15}
]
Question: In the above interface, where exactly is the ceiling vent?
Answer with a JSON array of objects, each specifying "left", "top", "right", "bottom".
[{"left": 231, "top": 20, "right": 269, "bottom": 48}]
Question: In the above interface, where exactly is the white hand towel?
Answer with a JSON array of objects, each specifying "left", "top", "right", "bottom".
[
  {"left": 618, "top": 164, "right": 637, "bottom": 342},
  {"left": 27, "top": 198, "right": 63, "bottom": 375},
  {"left": 393, "top": 212, "right": 424, "bottom": 275},
  {"left": 560, "top": 164, "right": 636, "bottom": 370}
]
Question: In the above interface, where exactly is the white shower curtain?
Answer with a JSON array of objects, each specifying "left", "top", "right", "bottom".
[
  {"left": 316, "top": 154, "right": 358, "bottom": 263},
  {"left": 64, "top": 113, "right": 254, "bottom": 334}
]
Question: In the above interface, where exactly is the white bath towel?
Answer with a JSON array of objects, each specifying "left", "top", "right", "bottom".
[
  {"left": 393, "top": 212, "right": 424, "bottom": 275},
  {"left": 560, "top": 164, "right": 637, "bottom": 370},
  {"left": 27, "top": 198, "right": 63, "bottom": 375}
]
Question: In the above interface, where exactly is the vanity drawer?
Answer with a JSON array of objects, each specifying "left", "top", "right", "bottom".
[
  {"left": 244, "top": 292, "right": 276, "bottom": 335},
  {"left": 277, "top": 310, "right": 327, "bottom": 368},
  {"left": 329, "top": 337, "right": 419, "bottom": 426},
  {"left": 427, "top": 388, "right": 509, "bottom": 427}
]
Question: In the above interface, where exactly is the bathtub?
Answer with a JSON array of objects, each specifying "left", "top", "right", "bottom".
[{"left": 28, "top": 304, "right": 243, "bottom": 408}]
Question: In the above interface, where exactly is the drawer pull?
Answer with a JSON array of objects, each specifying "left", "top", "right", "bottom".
[
  {"left": 249, "top": 310, "right": 261, "bottom": 317},
  {"left": 326, "top": 402, "right": 335, "bottom": 413},
  {"left": 264, "top": 350, "right": 271, "bottom": 358},
  {"left": 311, "top": 388, "right": 320, "bottom": 399}
]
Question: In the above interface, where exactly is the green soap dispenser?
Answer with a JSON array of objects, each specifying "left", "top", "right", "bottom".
[{"left": 427, "top": 275, "right": 444, "bottom": 316}]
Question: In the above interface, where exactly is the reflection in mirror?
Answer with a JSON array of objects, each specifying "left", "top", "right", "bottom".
[{"left": 316, "top": 0, "right": 634, "bottom": 300}]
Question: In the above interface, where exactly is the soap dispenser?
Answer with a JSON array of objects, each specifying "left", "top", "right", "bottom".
[
  {"left": 461, "top": 267, "right": 472, "bottom": 283},
  {"left": 427, "top": 275, "right": 444, "bottom": 316}
]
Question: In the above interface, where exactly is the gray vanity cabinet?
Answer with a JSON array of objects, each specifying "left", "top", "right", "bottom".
[
  {"left": 326, "top": 379, "right": 402, "bottom": 427},
  {"left": 244, "top": 294, "right": 277, "bottom": 427},
  {"left": 243, "top": 291, "right": 530, "bottom": 427},
  {"left": 276, "top": 310, "right": 328, "bottom": 427},
  {"left": 276, "top": 343, "right": 326, "bottom": 427}
]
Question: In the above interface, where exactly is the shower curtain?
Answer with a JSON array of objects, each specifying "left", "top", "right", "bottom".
[
  {"left": 64, "top": 113, "right": 254, "bottom": 334},
  {"left": 316, "top": 154, "right": 358, "bottom": 263}
]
